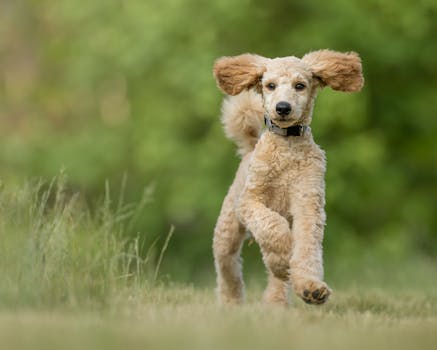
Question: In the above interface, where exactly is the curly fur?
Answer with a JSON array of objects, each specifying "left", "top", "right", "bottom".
[
  {"left": 221, "top": 90, "right": 264, "bottom": 156},
  {"left": 214, "top": 54, "right": 267, "bottom": 95},
  {"left": 212, "top": 49, "right": 364, "bottom": 306},
  {"left": 302, "top": 50, "right": 364, "bottom": 92}
]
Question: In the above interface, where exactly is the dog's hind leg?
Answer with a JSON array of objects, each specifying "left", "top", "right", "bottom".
[
  {"left": 263, "top": 272, "right": 289, "bottom": 305},
  {"left": 213, "top": 188, "right": 246, "bottom": 304}
]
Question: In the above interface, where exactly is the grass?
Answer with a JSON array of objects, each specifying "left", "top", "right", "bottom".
[
  {"left": 0, "top": 177, "right": 436, "bottom": 350},
  {"left": 0, "top": 286, "right": 436, "bottom": 350},
  {"left": 0, "top": 174, "right": 162, "bottom": 309}
]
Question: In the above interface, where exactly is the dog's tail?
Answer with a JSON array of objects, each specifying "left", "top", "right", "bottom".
[{"left": 220, "top": 90, "right": 264, "bottom": 157}]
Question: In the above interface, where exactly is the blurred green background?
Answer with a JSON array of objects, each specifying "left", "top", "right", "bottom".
[{"left": 1, "top": 0, "right": 436, "bottom": 286}]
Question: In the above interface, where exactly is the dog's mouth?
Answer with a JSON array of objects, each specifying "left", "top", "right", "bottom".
[
  {"left": 271, "top": 115, "right": 300, "bottom": 127},
  {"left": 276, "top": 116, "right": 291, "bottom": 122}
]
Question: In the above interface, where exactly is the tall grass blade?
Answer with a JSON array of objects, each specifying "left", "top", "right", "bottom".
[{"left": 154, "top": 225, "right": 175, "bottom": 283}]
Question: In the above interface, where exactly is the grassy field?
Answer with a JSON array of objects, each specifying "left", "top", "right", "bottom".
[
  {"left": 1, "top": 178, "right": 436, "bottom": 350},
  {"left": 1, "top": 286, "right": 437, "bottom": 350}
]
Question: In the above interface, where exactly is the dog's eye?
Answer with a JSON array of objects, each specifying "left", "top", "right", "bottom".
[
  {"left": 266, "top": 83, "right": 276, "bottom": 91},
  {"left": 295, "top": 83, "right": 306, "bottom": 91}
]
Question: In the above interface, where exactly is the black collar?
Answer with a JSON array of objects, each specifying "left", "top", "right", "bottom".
[{"left": 264, "top": 117, "right": 308, "bottom": 137}]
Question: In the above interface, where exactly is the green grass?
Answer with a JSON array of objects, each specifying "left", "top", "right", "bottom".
[
  {"left": 0, "top": 174, "right": 163, "bottom": 309},
  {"left": 0, "top": 286, "right": 436, "bottom": 350},
  {"left": 1, "top": 177, "right": 436, "bottom": 350}
]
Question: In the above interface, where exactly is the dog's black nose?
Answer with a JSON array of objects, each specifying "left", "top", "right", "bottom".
[{"left": 275, "top": 101, "right": 292, "bottom": 116}]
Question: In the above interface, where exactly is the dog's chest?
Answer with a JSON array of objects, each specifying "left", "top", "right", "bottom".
[
  {"left": 264, "top": 141, "right": 325, "bottom": 214},
  {"left": 275, "top": 141, "right": 323, "bottom": 176}
]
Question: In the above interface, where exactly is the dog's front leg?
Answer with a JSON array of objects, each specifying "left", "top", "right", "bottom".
[
  {"left": 237, "top": 189, "right": 292, "bottom": 282},
  {"left": 289, "top": 171, "right": 331, "bottom": 305}
]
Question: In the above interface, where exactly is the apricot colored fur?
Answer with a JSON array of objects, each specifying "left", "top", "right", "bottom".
[{"left": 212, "top": 50, "right": 363, "bottom": 306}]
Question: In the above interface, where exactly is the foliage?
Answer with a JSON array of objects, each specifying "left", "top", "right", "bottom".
[
  {"left": 0, "top": 175, "right": 165, "bottom": 309},
  {"left": 0, "top": 0, "right": 436, "bottom": 282}
]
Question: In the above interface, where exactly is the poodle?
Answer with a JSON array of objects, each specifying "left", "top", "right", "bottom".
[{"left": 212, "top": 50, "right": 363, "bottom": 305}]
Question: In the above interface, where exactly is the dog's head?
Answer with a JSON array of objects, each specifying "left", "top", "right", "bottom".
[{"left": 213, "top": 50, "right": 363, "bottom": 127}]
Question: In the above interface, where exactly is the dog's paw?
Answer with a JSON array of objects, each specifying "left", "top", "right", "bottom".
[{"left": 294, "top": 280, "right": 331, "bottom": 305}]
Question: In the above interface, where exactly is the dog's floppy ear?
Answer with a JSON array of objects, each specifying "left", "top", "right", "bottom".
[
  {"left": 213, "top": 54, "right": 267, "bottom": 95},
  {"left": 302, "top": 50, "right": 364, "bottom": 92}
]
